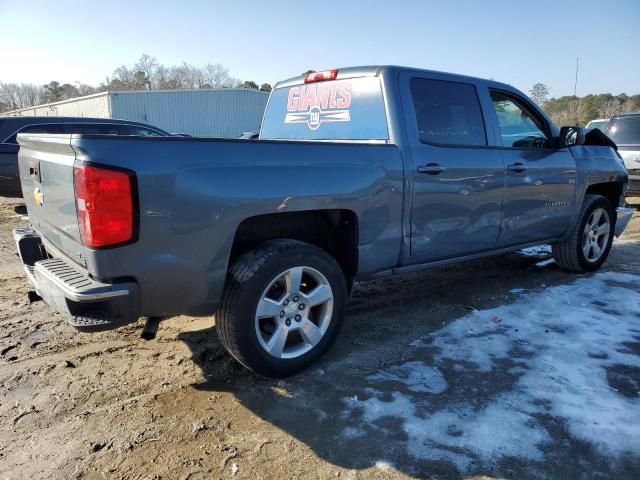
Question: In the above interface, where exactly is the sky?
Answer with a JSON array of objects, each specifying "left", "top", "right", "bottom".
[{"left": 0, "top": 0, "right": 638, "bottom": 98}]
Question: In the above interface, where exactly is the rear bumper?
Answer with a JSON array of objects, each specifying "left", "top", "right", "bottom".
[
  {"left": 615, "top": 207, "right": 634, "bottom": 237},
  {"left": 13, "top": 226, "right": 140, "bottom": 330}
]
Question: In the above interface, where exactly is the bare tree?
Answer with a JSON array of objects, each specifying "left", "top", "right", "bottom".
[
  {"left": 203, "top": 63, "right": 238, "bottom": 88},
  {"left": 105, "top": 64, "right": 149, "bottom": 90},
  {"left": 598, "top": 98, "right": 623, "bottom": 118},
  {"left": 529, "top": 83, "right": 550, "bottom": 106},
  {"left": 75, "top": 82, "right": 96, "bottom": 96},
  {"left": 101, "top": 56, "right": 243, "bottom": 91},
  {"left": 155, "top": 65, "right": 178, "bottom": 89},
  {"left": 0, "top": 82, "right": 43, "bottom": 111},
  {"left": 134, "top": 54, "right": 159, "bottom": 89},
  {"left": 1, "top": 54, "right": 263, "bottom": 113}
]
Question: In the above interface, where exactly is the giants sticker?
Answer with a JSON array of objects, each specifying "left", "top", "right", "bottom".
[{"left": 284, "top": 81, "right": 352, "bottom": 130}]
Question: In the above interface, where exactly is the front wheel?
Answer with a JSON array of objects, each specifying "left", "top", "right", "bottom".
[
  {"left": 552, "top": 194, "right": 615, "bottom": 272},
  {"left": 216, "top": 239, "right": 347, "bottom": 378}
]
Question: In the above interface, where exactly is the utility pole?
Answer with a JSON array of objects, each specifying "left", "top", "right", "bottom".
[
  {"left": 573, "top": 57, "right": 580, "bottom": 125},
  {"left": 574, "top": 57, "right": 579, "bottom": 97}
]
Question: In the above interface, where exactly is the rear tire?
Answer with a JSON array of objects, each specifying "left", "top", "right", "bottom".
[
  {"left": 216, "top": 239, "right": 347, "bottom": 378},
  {"left": 552, "top": 194, "right": 615, "bottom": 273}
]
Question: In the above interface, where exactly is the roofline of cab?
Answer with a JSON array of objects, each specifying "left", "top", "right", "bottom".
[{"left": 273, "top": 65, "right": 516, "bottom": 92}]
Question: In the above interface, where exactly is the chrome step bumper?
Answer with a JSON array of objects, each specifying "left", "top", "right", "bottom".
[{"left": 13, "top": 226, "right": 140, "bottom": 331}]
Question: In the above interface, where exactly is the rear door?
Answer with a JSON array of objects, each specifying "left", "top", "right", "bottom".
[
  {"left": 400, "top": 72, "right": 505, "bottom": 263},
  {"left": 487, "top": 90, "right": 576, "bottom": 246}
]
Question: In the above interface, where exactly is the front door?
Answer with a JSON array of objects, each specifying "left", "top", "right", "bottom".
[
  {"left": 401, "top": 74, "right": 505, "bottom": 263},
  {"left": 488, "top": 91, "right": 577, "bottom": 246}
]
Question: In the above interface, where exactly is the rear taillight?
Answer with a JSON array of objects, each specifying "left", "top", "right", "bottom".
[
  {"left": 74, "top": 164, "right": 135, "bottom": 248},
  {"left": 304, "top": 69, "right": 338, "bottom": 83}
]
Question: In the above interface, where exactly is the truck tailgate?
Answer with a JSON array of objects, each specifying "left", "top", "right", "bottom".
[{"left": 17, "top": 134, "right": 84, "bottom": 266}]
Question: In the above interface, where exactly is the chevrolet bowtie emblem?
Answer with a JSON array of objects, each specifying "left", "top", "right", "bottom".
[{"left": 33, "top": 188, "right": 44, "bottom": 206}]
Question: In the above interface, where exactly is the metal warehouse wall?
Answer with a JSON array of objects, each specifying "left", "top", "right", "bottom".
[
  {"left": 8, "top": 93, "right": 111, "bottom": 118},
  {"left": 110, "top": 89, "right": 269, "bottom": 137}
]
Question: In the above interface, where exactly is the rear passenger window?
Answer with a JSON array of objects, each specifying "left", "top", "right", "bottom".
[
  {"left": 6, "top": 124, "right": 64, "bottom": 144},
  {"left": 410, "top": 78, "right": 487, "bottom": 146}
]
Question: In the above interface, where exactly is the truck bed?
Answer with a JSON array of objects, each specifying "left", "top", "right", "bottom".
[{"left": 17, "top": 134, "right": 404, "bottom": 317}]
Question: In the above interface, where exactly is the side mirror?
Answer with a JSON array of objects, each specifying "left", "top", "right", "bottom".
[{"left": 558, "top": 126, "right": 585, "bottom": 148}]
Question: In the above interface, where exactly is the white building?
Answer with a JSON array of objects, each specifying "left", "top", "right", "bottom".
[{"left": 7, "top": 88, "right": 269, "bottom": 137}]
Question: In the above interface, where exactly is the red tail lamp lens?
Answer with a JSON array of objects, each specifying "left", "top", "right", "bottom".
[{"left": 74, "top": 164, "right": 134, "bottom": 248}]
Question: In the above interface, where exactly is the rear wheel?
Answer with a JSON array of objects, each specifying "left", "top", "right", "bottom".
[
  {"left": 216, "top": 240, "right": 347, "bottom": 377},
  {"left": 552, "top": 194, "right": 615, "bottom": 272}
]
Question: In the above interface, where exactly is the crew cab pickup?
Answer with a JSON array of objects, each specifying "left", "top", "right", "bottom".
[{"left": 14, "top": 66, "right": 633, "bottom": 377}]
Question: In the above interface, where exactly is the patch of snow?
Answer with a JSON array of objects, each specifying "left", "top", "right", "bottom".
[
  {"left": 535, "top": 258, "right": 555, "bottom": 267},
  {"left": 374, "top": 460, "right": 394, "bottom": 471},
  {"left": 509, "top": 287, "right": 527, "bottom": 294},
  {"left": 519, "top": 245, "right": 552, "bottom": 257},
  {"left": 368, "top": 361, "right": 447, "bottom": 394},
  {"left": 341, "top": 272, "right": 640, "bottom": 470}
]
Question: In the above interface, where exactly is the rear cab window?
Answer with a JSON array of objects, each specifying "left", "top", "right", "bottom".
[{"left": 260, "top": 76, "right": 388, "bottom": 141}]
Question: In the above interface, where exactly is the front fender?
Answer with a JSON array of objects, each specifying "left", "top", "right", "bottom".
[{"left": 560, "top": 145, "right": 628, "bottom": 240}]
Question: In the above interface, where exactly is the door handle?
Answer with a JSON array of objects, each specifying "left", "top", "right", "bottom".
[
  {"left": 507, "top": 162, "right": 527, "bottom": 173},
  {"left": 417, "top": 163, "right": 445, "bottom": 175}
]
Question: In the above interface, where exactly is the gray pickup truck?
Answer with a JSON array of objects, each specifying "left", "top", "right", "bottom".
[{"left": 14, "top": 66, "right": 633, "bottom": 377}]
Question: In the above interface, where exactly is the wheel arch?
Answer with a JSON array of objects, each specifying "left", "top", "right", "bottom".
[
  {"left": 228, "top": 209, "right": 359, "bottom": 290},
  {"left": 585, "top": 182, "right": 625, "bottom": 209}
]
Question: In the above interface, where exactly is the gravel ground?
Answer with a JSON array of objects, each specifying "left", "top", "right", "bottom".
[{"left": 1, "top": 195, "right": 639, "bottom": 480}]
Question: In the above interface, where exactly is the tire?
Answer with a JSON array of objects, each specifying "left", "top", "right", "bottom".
[
  {"left": 216, "top": 239, "right": 347, "bottom": 378},
  {"left": 552, "top": 194, "right": 615, "bottom": 273}
]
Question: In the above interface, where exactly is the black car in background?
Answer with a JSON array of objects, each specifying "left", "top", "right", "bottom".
[{"left": 0, "top": 116, "right": 169, "bottom": 197}]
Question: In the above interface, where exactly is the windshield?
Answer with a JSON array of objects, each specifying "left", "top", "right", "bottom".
[
  {"left": 260, "top": 76, "right": 388, "bottom": 141},
  {"left": 606, "top": 116, "right": 640, "bottom": 145}
]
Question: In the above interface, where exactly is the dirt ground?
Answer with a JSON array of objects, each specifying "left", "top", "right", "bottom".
[{"left": 1, "top": 195, "right": 639, "bottom": 480}]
